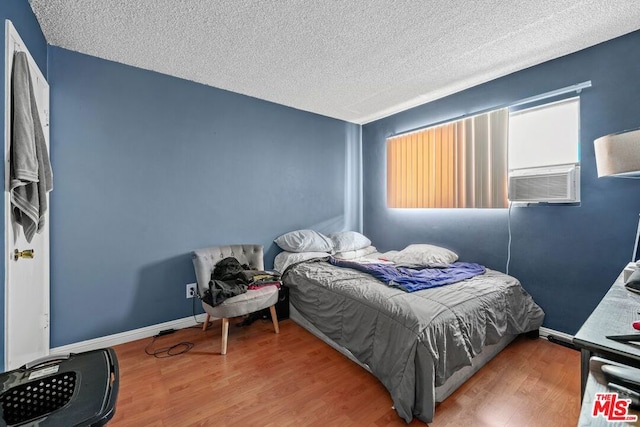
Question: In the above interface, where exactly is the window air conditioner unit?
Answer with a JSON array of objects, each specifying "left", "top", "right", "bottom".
[{"left": 508, "top": 163, "right": 580, "bottom": 203}]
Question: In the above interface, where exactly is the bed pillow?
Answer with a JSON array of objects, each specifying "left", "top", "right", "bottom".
[
  {"left": 387, "top": 244, "right": 458, "bottom": 267},
  {"left": 274, "top": 229, "right": 334, "bottom": 253},
  {"left": 273, "top": 251, "right": 330, "bottom": 273},
  {"left": 334, "top": 245, "right": 378, "bottom": 260},
  {"left": 328, "top": 231, "right": 371, "bottom": 252}
]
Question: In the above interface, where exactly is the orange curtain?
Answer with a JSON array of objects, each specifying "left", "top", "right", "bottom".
[{"left": 387, "top": 109, "right": 508, "bottom": 208}]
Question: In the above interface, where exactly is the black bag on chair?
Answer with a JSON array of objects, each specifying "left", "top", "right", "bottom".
[
  {"left": 202, "top": 256, "right": 250, "bottom": 307},
  {"left": 212, "top": 257, "right": 248, "bottom": 281},
  {"left": 203, "top": 279, "right": 248, "bottom": 307}
]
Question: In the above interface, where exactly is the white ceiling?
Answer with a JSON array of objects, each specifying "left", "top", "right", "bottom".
[{"left": 29, "top": 0, "right": 640, "bottom": 124}]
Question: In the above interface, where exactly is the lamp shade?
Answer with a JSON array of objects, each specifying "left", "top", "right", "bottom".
[{"left": 594, "top": 128, "right": 640, "bottom": 177}]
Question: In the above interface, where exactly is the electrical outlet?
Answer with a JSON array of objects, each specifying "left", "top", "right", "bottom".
[{"left": 186, "top": 283, "right": 197, "bottom": 299}]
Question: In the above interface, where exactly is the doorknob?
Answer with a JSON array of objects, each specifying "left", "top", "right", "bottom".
[{"left": 14, "top": 249, "right": 34, "bottom": 261}]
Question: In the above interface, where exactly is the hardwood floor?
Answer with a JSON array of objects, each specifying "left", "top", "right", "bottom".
[{"left": 109, "top": 318, "right": 580, "bottom": 426}]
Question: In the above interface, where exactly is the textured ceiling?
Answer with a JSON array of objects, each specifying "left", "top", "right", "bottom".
[{"left": 29, "top": 0, "right": 640, "bottom": 124}]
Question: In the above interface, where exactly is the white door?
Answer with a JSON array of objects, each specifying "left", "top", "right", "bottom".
[{"left": 4, "top": 20, "right": 50, "bottom": 370}]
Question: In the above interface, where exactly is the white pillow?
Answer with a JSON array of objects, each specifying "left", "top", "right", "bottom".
[
  {"left": 334, "top": 245, "right": 378, "bottom": 260},
  {"left": 274, "top": 229, "right": 334, "bottom": 253},
  {"left": 273, "top": 251, "right": 330, "bottom": 273},
  {"left": 387, "top": 244, "right": 458, "bottom": 267},
  {"left": 328, "top": 231, "right": 371, "bottom": 252}
]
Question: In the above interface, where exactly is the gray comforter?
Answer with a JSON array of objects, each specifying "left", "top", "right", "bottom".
[{"left": 283, "top": 259, "right": 544, "bottom": 423}]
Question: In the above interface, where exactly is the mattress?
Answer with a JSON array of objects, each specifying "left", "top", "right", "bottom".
[{"left": 282, "top": 258, "right": 544, "bottom": 423}]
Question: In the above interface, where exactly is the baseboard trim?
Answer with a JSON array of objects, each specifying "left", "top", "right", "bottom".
[
  {"left": 539, "top": 326, "right": 575, "bottom": 345},
  {"left": 540, "top": 328, "right": 580, "bottom": 350},
  {"left": 50, "top": 313, "right": 208, "bottom": 355},
  {"left": 50, "top": 322, "right": 574, "bottom": 356}
]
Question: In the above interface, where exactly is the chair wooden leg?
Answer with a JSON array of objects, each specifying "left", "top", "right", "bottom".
[
  {"left": 269, "top": 305, "right": 280, "bottom": 334},
  {"left": 221, "top": 318, "right": 229, "bottom": 355},
  {"left": 202, "top": 314, "right": 211, "bottom": 331}
]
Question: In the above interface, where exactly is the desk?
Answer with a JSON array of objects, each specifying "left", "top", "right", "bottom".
[{"left": 574, "top": 270, "right": 640, "bottom": 398}]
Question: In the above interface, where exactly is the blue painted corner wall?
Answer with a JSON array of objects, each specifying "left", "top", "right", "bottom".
[
  {"left": 362, "top": 30, "right": 640, "bottom": 335},
  {"left": 0, "top": 1, "right": 47, "bottom": 371},
  {"left": 47, "top": 46, "right": 360, "bottom": 346}
]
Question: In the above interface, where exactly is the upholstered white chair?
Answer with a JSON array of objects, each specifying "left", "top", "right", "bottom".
[{"left": 192, "top": 244, "right": 280, "bottom": 355}]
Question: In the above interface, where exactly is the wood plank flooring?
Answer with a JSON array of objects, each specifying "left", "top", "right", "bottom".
[{"left": 109, "top": 318, "right": 580, "bottom": 426}]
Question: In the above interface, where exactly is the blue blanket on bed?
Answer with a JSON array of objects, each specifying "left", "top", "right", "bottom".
[{"left": 328, "top": 257, "right": 486, "bottom": 292}]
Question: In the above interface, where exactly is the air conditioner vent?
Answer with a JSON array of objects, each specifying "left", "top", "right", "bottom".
[{"left": 508, "top": 164, "right": 580, "bottom": 203}]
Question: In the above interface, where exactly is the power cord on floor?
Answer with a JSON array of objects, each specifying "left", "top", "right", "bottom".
[
  {"left": 144, "top": 286, "right": 207, "bottom": 358},
  {"left": 144, "top": 331, "right": 195, "bottom": 358}
]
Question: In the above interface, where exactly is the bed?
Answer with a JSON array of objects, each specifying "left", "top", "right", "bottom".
[{"left": 274, "top": 230, "right": 544, "bottom": 424}]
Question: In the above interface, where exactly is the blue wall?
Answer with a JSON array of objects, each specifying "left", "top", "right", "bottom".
[
  {"left": 362, "top": 30, "right": 640, "bottom": 334},
  {"left": 0, "top": 1, "right": 47, "bottom": 370},
  {"left": 48, "top": 47, "right": 360, "bottom": 346}
]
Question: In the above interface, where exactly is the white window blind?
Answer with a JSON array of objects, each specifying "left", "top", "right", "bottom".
[{"left": 508, "top": 97, "right": 580, "bottom": 170}]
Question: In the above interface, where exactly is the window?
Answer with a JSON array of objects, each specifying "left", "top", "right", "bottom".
[
  {"left": 509, "top": 97, "right": 580, "bottom": 170},
  {"left": 386, "top": 96, "right": 581, "bottom": 208}
]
